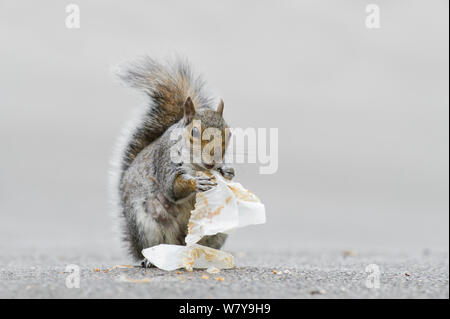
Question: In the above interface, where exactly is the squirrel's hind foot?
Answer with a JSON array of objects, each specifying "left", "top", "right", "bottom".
[{"left": 141, "top": 258, "right": 155, "bottom": 268}]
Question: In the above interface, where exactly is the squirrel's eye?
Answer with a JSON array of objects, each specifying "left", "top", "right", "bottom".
[{"left": 191, "top": 127, "right": 200, "bottom": 138}]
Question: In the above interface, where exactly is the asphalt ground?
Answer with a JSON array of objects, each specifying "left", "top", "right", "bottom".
[{"left": 1, "top": 247, "right": 447, "bottom": 298}]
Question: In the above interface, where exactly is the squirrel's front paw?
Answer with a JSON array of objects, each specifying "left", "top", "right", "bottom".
[
  {"left": 218, "top": 166, "right": 235, "bottom": 180},
  {"left": 196, "top": 176, "right": 217, "bottom": 192}
]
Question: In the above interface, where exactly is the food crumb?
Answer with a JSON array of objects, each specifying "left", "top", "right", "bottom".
[
  {"left": 111, "top": 264, "right": 133, "bottom": 270},
  {"left": 118, "top": 275, "right": 151, "bottom": 283},
  {"left": 126, "top": 278, "right": 150, "bottom": 283},
  {"left": 342, "top": 250, "right": 358, "bottom": 257},
  {"left": 206, "top": 267, "right": 220, "bottom": 274},
  {"left": 215, "top": 277, "right": 225, "bottom": 282},
  {"left": 94, "top": 268, "right": 101, "bottom": 272},
  {"left": 201, "top": 275, "right": 209, "bottom": 280},
  {"left": 273, "top": 270, "right": 278, "bottom": 275}
]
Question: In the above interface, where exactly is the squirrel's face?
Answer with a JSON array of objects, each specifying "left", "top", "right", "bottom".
[{"left": 182, "top": 97, "right": 230, "bottom": 170}]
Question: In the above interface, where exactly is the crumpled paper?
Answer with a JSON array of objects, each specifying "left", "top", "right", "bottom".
[
  {"left": 186, "top": 172, "right": 266, "bottom": 245},
  {"left": 142, "top": 172, "right": 266, "bottom": 271},
  {"left": 140, "top": 244, "right": 235, "bottom": 272}
]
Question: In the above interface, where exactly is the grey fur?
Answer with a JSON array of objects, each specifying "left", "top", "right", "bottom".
[
  {"left": 113, "top": 57, "right": 231, "bottom": 261},
  {"left": 115, "top": 56, "right": 214, "bottom": 174}
]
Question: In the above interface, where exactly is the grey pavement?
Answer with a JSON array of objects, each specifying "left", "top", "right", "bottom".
[{"left": 1, "top": 246, "right": 448, "bottom": 298}]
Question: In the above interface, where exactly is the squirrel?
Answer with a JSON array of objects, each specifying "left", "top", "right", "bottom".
[{"left": 111, "top": 56, "right": 235, "bottom": 267}]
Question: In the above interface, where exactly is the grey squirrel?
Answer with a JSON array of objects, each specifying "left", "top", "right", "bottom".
[{"left": 112, "top": 56, "right": 235, "bottom": 267}]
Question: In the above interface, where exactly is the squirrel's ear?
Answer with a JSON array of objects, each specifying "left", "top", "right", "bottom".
[
  {"left": 217, "top": 98, "right": 224, "bottom": 116},
  {"left": 184, "top": 96, "right": 195, "bottom": 123}
]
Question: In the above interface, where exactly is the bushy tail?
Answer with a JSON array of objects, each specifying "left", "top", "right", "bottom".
[{"left": 115, "top": 56, "right": 212, "bottom": 174}]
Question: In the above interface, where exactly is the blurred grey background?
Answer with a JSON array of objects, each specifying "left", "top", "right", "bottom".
[{"left": 0, "top": 0, "right": 448, "bottom": 260}]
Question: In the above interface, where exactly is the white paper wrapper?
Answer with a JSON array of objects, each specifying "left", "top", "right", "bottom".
[
  {"left": 142, "top": 172, "right": 266, "bottom": 271},
  {"left": 186, "top": 172, "right": 266, "bottom": 245},
  {"left": 142, "top": 244, "right": 235, "bottom": 271}
]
